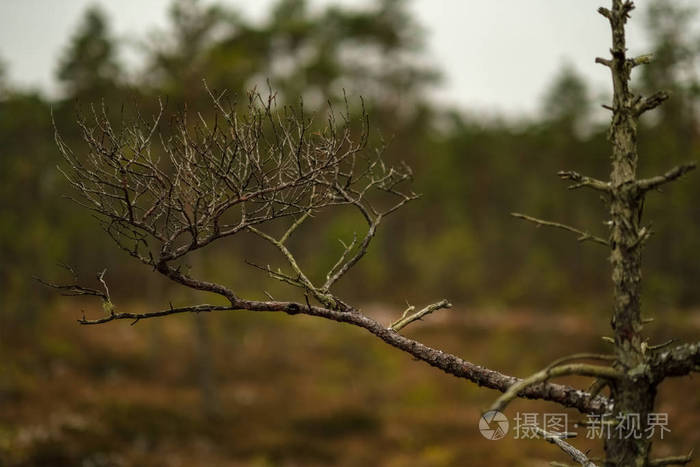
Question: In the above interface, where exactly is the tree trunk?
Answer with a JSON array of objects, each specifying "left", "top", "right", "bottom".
[{"left": 603, "top": 1, "right": 655, "bottom": 465}]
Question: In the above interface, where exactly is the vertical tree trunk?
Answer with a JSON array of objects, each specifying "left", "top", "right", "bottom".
[{"left": 603, "top": 1, "right": 655, "bottom": 465}]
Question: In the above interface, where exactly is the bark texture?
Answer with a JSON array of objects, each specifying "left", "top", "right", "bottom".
[{"left": 598, "top": 2, "right": 690, "bottom": 465}]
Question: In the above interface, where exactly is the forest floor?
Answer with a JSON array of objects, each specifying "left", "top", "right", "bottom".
[{"left": 2, "top": 303, "right": 699, "bottom": 466}]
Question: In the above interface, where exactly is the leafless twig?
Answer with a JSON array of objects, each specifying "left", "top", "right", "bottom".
[
  {"left": 534, "top": 426, "right": 598, "bottom": 467},
  {"left": 490, "top": 362, "right": 621, "bottom": 413},
  {"left": 389, "top": 299, "right": 452, "bottom": 332},
  {"left": 648, "top": 450, "right": 694, "bottom": 466},
  {"left": 511, "top": 213, "right": 609, "bottom": 247}
]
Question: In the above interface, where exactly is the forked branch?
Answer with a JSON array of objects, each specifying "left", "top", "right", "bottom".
[
  {"left": 634, "top": 91, "right": 670, "bottom": 116},
  {"left": 557, "top": 171, "right": 610, "bottom": 193},
  {"left": 389, "top": 299, "right": 452, "bottom": 332}
]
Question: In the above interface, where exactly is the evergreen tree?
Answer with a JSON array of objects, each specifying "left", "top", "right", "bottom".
[
  {"left": 56, "top": 6, "right": 122, "bottom": 98},
  {"left": 542, "top": 64, "right": 591, "bottom": 136}
]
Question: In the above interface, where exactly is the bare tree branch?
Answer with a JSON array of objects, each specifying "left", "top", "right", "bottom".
[
  {"left": 388, "top": 299, "right": 452, "bottom": 332},
  {"left": 633, "top": 91, "right": 671, "bottom": 116},
  {"left": 534, "top": 427, "right": 598, "bottom": 467},
  {"left": 557, "top": 171, "right": 611, "bottom": 193},
  {"left": 35, "top": 276, "right": 107, "bottom": 301},
  {"left": 629, "top": 54, "right": 654, "bottom": 68},
  {"left": 511, "top": 213, "right": 609, "bottom": 247},
  {"left": 489, "top": 362, "right": 621, "bottom": 413},
  {"left": 595, "top": 57, "right": 613, "bottom": 68},
  {"left": 78, "top": 303, "right": 232, "bottom": 325},
  {"left": 648, "top": 450, "right": 694, "bottom": 466},
  {"left": 45, "top": 83, "right": 619, "bottom": 453},
  {"left": 636, "top": 163, "right": 697, "bottom": 193},
  {"left": 545, "top": 353, "right": 617, "bottom": 370},
  {"left": 45, "top": 276, "right": 610, "bottom": 414},
  {"left": 650, "top": 342, "right": 700, "bottom": 381}
]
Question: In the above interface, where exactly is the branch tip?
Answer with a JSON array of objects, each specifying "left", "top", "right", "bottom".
[
  {"left": 648, "top": 449, "right": 694, "bottom": 466},
  {"left": 389, "top": 299, "right": 452, "bottom": 332},
  {"left": 637, "top": 162, "right": 696, "bottom": 193},
  {"left": 511, "top": 213, "right": 609, "bottom": 247},
  {"left": 535, "top": 426, "right": 598, "bottom": 467}
]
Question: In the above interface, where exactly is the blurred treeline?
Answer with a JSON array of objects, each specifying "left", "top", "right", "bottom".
[{"left": 1, "top": 0, "right": 700, "bottom": 330}]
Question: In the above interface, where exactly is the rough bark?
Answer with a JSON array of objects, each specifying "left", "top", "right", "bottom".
[
  {"left": 600, "top": 2, "right": 655, "bottom": 465},
  {"left": 598, "top": 2, "right": 691, "bottom": 465},
  {"left": 514, "top": 2, "right": 697, "bottom": 464}
]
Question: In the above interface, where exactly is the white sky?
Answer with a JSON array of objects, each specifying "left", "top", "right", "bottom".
[{"left": 0, "top": 1, "right": 696, "bottom": 117}]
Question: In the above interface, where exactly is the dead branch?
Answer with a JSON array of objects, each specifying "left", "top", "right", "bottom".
[
  {"left": 636, "top": 163, "right": 697, "bottom": 193},
  {"left": 557, "top": 171, "right": 610, "bottom": 193},
  {"left": 650, "top": 342, "right": 700, "bottom": 381},
  {"left": 633, "top": 91, "right": 670, "bottom": 116},
  {"left": 35, "top": 276, "right": 107, "bottom": 301},
  {"left": 389, "top": 299, "right": 452, "bottom": 332},
  {"left": 544, "top": 353, "right": 616, "bottom": 371},
  {"left": 489, "top": 362, "right": 621, "bottom": 413},
  {"left": 511, "top": 213, "right": 609, "bottom": 247},
  {"left": 534, "top": 427, "right": 598, "bottom": 467},
  {"left": 47, "top": 273, "right": 610, "bottom": 414},
  {"left": 648, "top": 450, "right": 694, "bottom": 466},
  {"left": 78, "top": 303, "right": 233, "bottom": 325},
  {"left": 586, "top": 378, "right": 609, "bottom": 400},
  {"left": 44, "top": 84, "right": 616, "bottom": 443}
]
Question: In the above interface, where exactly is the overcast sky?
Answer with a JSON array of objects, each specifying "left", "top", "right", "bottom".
[{"left": 0, "top": 1, "right": 697, "bottom": 117}]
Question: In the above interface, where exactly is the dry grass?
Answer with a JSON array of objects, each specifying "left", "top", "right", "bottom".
[{"left": 2, "top": 303, "right": 698, "bottom": 466}]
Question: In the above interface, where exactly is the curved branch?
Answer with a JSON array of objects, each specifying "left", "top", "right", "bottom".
[
  {"left": 534, "top": 427, "right": 598, "bottom": 467},
  {"left": 489, "top": 363, "right": 621, "bottom": 413},
  {"left": 66, "top": 293, "right": 610, "bottom": 414},
  {"left": 389, "top": 299, "right": 452, "bottom": 331},
  {"left": 637, "top": 162, "right": 696, "bottom": 193},
  {"left": 648, "top": 450, "right": 694, "bottom": 466},
  {"left": 155, "top": 261, "right": 238, "bottom": 303}
]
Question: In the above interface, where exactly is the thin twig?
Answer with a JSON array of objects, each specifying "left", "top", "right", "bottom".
[
  {"left": 545, "top": 353, "right": 616, "bottom": 371},
  {"left": 389, "top": 299, "right": 452, "bottom": 332},
  {"left": 534, "top": 426, "right": 598, "bottom": 467},
  {"left": 648, "top": 450, "right": 694, "bottom": 466},
  {"left": 490, "top": 363, "right": 622, "bottom": 413},
  {"left": 557, "top": 171, "right": 610, "bottom": 193},
  {"left": 511, "top": 213, "right": 609, "bottom": 247}
]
